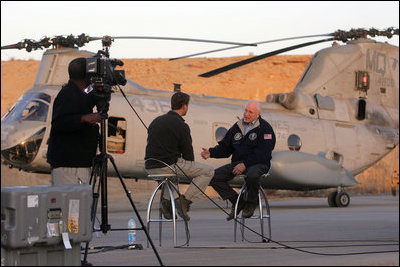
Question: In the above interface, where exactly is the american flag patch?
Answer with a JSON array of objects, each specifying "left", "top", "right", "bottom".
[{"left": 264, "top": 134, "right": 272, "bottom": 140}]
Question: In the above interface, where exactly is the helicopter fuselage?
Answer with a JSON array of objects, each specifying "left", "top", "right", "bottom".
[{"left": 1, "top": 39, "right": 399, "bottom": 195}]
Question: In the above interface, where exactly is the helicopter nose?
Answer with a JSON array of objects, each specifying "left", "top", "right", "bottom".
[{"left": 1, "top": 123, "right": 46, "bottom": 167}]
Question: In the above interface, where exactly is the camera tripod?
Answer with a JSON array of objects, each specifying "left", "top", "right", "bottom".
[{"left": 82, "top": 116, "right": 163, "bottom": 266}]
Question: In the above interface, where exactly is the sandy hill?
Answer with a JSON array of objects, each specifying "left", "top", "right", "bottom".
[
  {"left": 1, "top": 55, "right": 310, "bottom": 115},
  {"left": 1, "top": 55, "right": 398, "bottom": 196}
]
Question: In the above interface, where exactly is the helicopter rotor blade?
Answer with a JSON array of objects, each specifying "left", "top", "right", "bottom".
[
  {"left": 2, "top": 28, "right": 396, "bottom": 54},
  {"left": 1, "top": 43, "right": 25, "bottom": 50},
  {"left": 1, "top": 34, "right": 92, "bottom": 52},
  {"left": 100, "top": 36, "right": 257, "bottom": 47},
  {"left": 1, "top": 34, "right": 257, "bottom": 52},
  {"left": 169, "top": 33, "right": 334, "bottom": 60},
  {"left": 199, "top": 37, "right": 335, "bottom": 78},
  {"left": 174, "top": 27, "right": 399, "bottom": 62}
]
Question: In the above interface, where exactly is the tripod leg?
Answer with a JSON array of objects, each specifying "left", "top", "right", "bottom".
[
  {"left": 109, "top": 155, "right": 164, "bottom": 266},
  {"left": 99, "top": 155, "right": 110, "bottom": 233},
  {"left": 82, "top": 159, "right": 103, "bottom": 265}
]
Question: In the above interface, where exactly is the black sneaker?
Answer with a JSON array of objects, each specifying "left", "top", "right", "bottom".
[{"left": 226, "top": 200, "right": 246, "bottom": 221}]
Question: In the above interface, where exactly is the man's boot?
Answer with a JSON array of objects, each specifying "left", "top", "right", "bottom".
[
  {"left": 160, "top": 198, "right": 173, "bottom": 219},
  {"left": 175, "top": 195, "right": 192, "bottom": 221},
  {"left": 226, "top": 200, "right": 246, "bottom": 221},
  {"left": 242, "top": 202, "right": 258, "bottom": 218}
]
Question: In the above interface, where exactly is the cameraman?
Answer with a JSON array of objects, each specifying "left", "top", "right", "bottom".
[{"left": 47, "top": 57, "right": 101, "bottom": 185}]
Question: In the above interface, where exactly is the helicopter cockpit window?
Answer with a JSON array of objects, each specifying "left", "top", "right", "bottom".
[
  {"left": 288, "top": 134, "right": 302, "bottom": 151},
  {"left": 2, "top": 93, "right": 50, "bottom": 123},
  {"left": 1, "top": 127, "right": 46, "bottom": 165},
  {"left": 107, "top": 117, "right": 126, "bottom": 154}
]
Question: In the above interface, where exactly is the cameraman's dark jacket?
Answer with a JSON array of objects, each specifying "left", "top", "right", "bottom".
[
  {"left": 47, "top": 80, "right": 99, "bottom": 168},
  {"left": 145, "top": 110, "right": 194, "bottom": 169},
  {"left": 209, "top": 116, "right": 276, "bottom": 168}
]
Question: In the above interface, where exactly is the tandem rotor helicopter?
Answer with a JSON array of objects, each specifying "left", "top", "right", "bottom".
[{"left": 1, "top": 28, "right": 399, "bottom": 207}]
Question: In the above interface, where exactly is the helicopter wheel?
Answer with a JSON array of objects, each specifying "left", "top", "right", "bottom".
[
  {"left": 335, "top": 191, "right": 350, "bottom": 207},
  {"left": 328, "top": 191, "right": 338, "bottom": 207}
]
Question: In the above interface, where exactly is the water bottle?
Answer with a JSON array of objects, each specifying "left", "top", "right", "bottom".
[{"left": 128, "top": 216, "right": 136, "bottom": 247}]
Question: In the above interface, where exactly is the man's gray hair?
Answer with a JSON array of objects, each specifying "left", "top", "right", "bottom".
[{"left": 246, "top": 100, "right": 261, "bottom": 113}]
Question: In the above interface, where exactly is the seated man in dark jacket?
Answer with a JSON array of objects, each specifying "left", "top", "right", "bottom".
[
  {"left": 202, "top": 101, "right": 275, "bottom": 220},
  {"left": 145, "top": 92, "right": 214, "bottom": 221}
]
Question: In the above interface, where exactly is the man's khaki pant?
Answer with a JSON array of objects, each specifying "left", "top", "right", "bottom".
[
  {"left": 146, "top": 158, "right": 214, "bottom": 201},
  {"left": 51, "top": 167, "right": 91, "bottom": 185}
]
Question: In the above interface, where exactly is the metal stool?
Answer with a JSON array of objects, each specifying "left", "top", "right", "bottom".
[
  {"left": 145, "top": 161, "right": 189, "bottom": 247},
  {"left": 233, "top": 175, "right": 271, "bottom": 242}
]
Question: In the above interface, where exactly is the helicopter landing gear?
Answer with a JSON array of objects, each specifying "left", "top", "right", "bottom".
[{"left": 328, "top": 186, "right": 350, "bottom": 207}]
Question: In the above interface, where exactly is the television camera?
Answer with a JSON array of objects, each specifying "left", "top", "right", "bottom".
[{"left": 86, "top": 49, "right": 127, "bottom": 118}]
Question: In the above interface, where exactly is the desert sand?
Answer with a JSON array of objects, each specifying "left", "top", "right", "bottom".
[{"left": 1, "top": 55, "right": 398, "bottom": 198}]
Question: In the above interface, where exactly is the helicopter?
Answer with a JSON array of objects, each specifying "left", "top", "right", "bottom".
[{"left": 1, "top": 28, "right": 398, "bottom": 207}]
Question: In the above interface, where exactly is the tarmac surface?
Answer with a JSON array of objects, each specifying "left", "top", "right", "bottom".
[{"left": 83, "top": 195, "right": 399, "bottom": 266}]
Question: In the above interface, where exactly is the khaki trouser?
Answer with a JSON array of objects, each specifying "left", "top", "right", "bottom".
[
  {"left": 51, "top": 167, "right": 91, "bottom": 185},
  {"left": 146, "top": 158, "right": 214, "bottom": 201}
]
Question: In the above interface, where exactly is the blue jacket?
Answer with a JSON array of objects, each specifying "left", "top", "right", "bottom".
[{"left": 209, "top": 116, "right": 275, "bottom": 168}]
